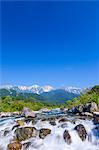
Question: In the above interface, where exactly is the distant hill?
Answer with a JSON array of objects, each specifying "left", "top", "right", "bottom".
[
  {"left": 41, "top": 89, "right": 80, "bottom": 104},
  {"left": 0, "top": 88, "right": 80, "bottom": 104}
]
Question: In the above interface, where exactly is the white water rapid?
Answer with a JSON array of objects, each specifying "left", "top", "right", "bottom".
[{"left": 0, "top": 115, "right": 99, "bottom": 150}]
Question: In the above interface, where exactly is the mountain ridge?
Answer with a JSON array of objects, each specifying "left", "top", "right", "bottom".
[{"left": 0, "top": 84, "right": 82, "bottom": 95}]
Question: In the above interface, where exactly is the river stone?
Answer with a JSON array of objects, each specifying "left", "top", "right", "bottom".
[
  {"left": 49, "top": 117, "right": 56, "bottom": 126},
  {"left": 59, "top": 118, "right": 68, "bottom": 123},
  {"left": 15, "top": 127, "right": 37, "bottom": 141},
  {"left": 8, "top": 142, "right": 22, "bottom": 150},
  {"left": 63, "top": 130, "right": 72, "bottom": 144},
  {"left": 49, "top": 120, "right": 56, "bottom": 126},
  {"left": 74, "top": 124, "right": 87, "bottom": 141},
  {"left": 4, "top": 130, "right": 10, "bottom": 136},
  {"left": 23, "top": 142, "right": 31, "bottom": 149},
  {"left": 17, "top": 120, "right": 25, "bottom": 126},
  {"left": 24, "top": 117, "right": 37, "bottom": 125},
  {"left": 39, "top": 128, "right": 51, "bottom": 139}
]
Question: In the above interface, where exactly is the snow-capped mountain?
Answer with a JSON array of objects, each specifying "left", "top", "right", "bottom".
[
  {"left": 0, "top": 84, "right": 82, "bottom": 95},
  {"left": 0, "top": 84, "right": 54, "bottom": 94}
]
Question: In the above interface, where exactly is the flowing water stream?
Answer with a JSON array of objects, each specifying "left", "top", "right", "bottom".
[{"left": 0, "top": 113, "right": 99, "bottom": 150}]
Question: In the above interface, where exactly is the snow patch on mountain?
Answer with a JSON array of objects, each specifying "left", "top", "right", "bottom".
[{"left": 64, "top": 86, "right": 83, "bottom": 94}]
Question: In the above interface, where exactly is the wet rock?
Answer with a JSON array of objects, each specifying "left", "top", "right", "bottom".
[
  {"left": 77, "top": 112, "right": 93, "bottom": 120},
  {"left": 76, "top": 115, "right": 86, "bottom": 120},
  {"left": 68, "top": 105, "right": 84, "bottom": 114},
  {"left": 59, "top": 118, "right": 68, "bottom": 123},
  {"left": 90, "top": 102, "right": 98, "bottom": 112},
  {"left": 49, "top": 117, "right": 56, "bottom": 126},
  {"left": 74, "top": 124, "right": 87, "bottom": 141},
  {"left": 41, "top": 118, "right": 47, "bottom": 122},
  {"left": 68, "top": 102, "right": 98, "bottom": 114},
  {"left": 21, "top": 107, "right": 36, "bottom": 118},
  {"left": 15, "top": 127, "right": 38, "bottom": 141},
  {"left": 84, "top": 103, "right": 98, "bottom": 113},
  {"left": 49, "top": 120, "right": 56, "bottom": 126},
  {"left": 23, "top": 142, "right": 31, "bottom": 149},
  {"left": 63, "top": 130, "right": 72, "bottom": 144},
  {"left": 83, "top": 103, "right": 91, "bottom": 112},
  {"left": 68, "top": 107, "right": 76, "bottom": 113},
  {"left": 24, "top": 117, "right": 37, "bottom": 125},
  {"left": 81, "top": 112, "right": 93, "bottom": 117},
  {"left": 12, "top": 125, "right": 20, "bottom": 130},
  {"left": 8, "top": 142, "right": 22, "bottom": 150},
  {"left": 17, "top": 120, "right": 25, "bottom": 126},
  {"left": 77, "top": 105, "right": 84, "bottom": 114},
  {"left": 48, "top": 116, "right": 56, "bottom": 121},
  {"left": 39, "top": 128, "right": 51, "bottom": 139},
  {"left": 93, "top": 112, "right": 99, "bottom": 125},
  {"left": 4, "top": 130, "right": 10, "bottom": 136}
]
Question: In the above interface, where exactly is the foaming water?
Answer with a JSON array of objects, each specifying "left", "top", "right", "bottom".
[{"left": 0, "top": 116, "right": 99, "bottom": 150}]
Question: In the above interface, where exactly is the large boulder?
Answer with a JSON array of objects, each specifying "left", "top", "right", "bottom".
[
  {"left": 63, "top": 130, "right": 72, "bottom": 144},
  {"left": 8, "top": 142, "right": 22, "bottom": 150},
  {"left": 84, "top": 102, "right": 98, "bottom": 113},
  {"left": 15, "top": 127, "right": 38, "bottom": 141},
  {"left": 68, "top": 105, "right": 84, "bottom": 114},
  {"left": 21, "top": 108, "right": 36, "bottom": 118},
  {"left": 74, "top": 124, "right": 87, "bottom": 141},
  {"left": 90, "top": 102, "right": 98, "bottom": 112},
  {"left": 39, "top": 128, "right": 51, "bottom": 139}
]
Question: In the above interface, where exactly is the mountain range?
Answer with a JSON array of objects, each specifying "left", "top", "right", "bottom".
[
  {"left": 0, "top": 84, "right": 82, "bottom": 94},
  {"left": 0, "top": 85, "right": 83, "bottom": 104}
]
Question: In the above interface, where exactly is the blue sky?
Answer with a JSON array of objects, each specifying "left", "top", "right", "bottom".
[{"left": 1, "top": 1, "right": 99, "bottom": 88}]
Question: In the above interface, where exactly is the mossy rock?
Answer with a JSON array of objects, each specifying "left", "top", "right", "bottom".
[{"left": 15, "top": 127, "right": 38, "bottom": 142}]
